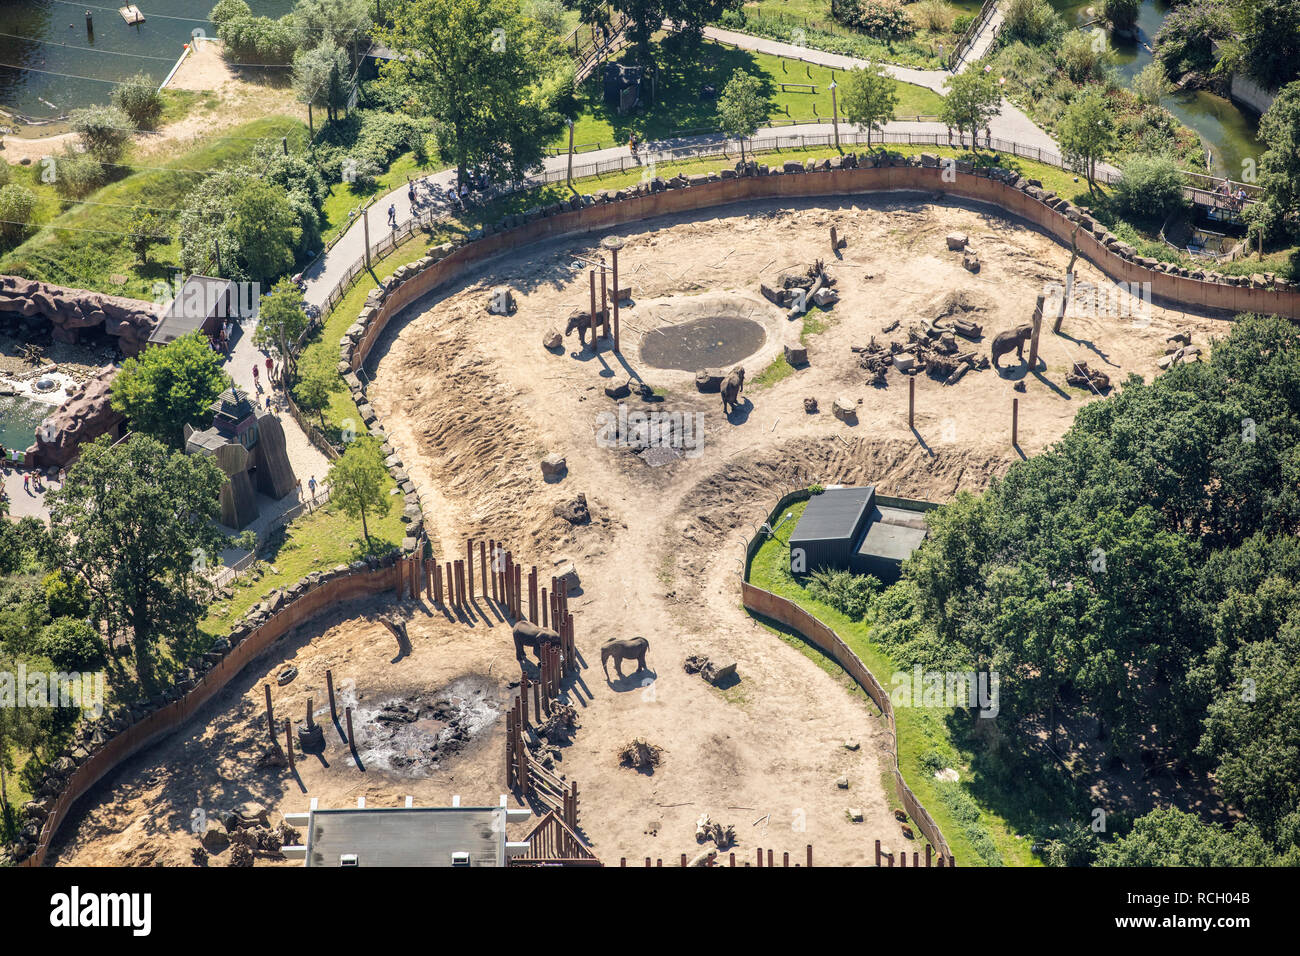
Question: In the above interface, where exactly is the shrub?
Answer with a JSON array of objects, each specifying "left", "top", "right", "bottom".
[
  {"left": 910, "top": 0, "right": 955, "bottom": 32},
  {"left": 807, "top": 568, "right": 882, "bottom": 620},
  {"left": 1100, "top": 0, "right": 1140, "bottom": 31},
  {"left": 51, "top": 147, "right": 105, "bottom": 200},
  {"left": 69, "top": 105, "right": 135, "bottom": 163},
  {"left": 831, "top": 0, "right": 916, "bottom": 38},
  {"left": 0, "top": 183, "right": 37, "bottom": 244},
  {"left": 218, "top": 13, "right": 298, "bottom": 64},
  {"left": 1133, "top": 62, "right": 1172, "bottom": 105},
  {"left": 1113, "top": 154, "right": 1189, "bottom": 223},
  {"left": 0, "top": 161, "right": 9, "bottom": 187},
  {"left": 1060, "top": 29, "right": 1111, "bottom": 84},
  {"left": 1154, "top": 1, "right": 1233, "bottom": 79},
  {"left": 112, "top": 74, "right": 165, "bottom": 129},
  {"left": 1000, "top": 0, "right": 1064, "bottom": 46},
  {"left": 38, "top": 618, "right": 106, "bottom": 671},
  {"left": 209, "top": 0, "right": 252, "bottom": 29}
]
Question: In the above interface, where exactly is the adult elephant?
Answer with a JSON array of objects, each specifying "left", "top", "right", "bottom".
[
  {"left": 513, "top": 620, "right": 562, "bottom": 663},
  {"left": 721, "top": 365, "right": 746, "bottom": 415},
  {"left": 601, "top": 636, "right": 650, "bottom": 680},
  {"left": 991, "top": 325, "right": 1034, "bottom": 369}
]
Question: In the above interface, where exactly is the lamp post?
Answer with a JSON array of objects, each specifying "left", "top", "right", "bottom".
[
  {"left": 829, "top": 80, "right": 840, "bottom": 151},
  {"left": 566, "top": 118, "right": 575, "bottom": 188}
]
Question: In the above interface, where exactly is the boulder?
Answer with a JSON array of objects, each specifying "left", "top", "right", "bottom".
[
  {"left": 784, "top": 344, "right": 809, "bottom": 367},
  {"left": 487, "top": 286, "right": 515, "bottom": 315},
  {"left": 552, "top": 494, "right": 590, "bottom": 525},
  {"left": 26, "top": 366, "right": 124, "bottom": 469},
  {"left": 946, "top": 233, "right": 968, "bottom": 251},
  {"left": 200, "top": 822, "right": 230, "bottom": 854},
  {"left": 833, "top": 396, "right": 858, "bottom": 422},
  {"left": 543, "top": 329, "right": 562, "bottom": 351},
  {"left": 694, "top": 368, "right": 725, "bottom": 392},
  {"left": 962, "top": 252, "right": 981, "bottom": 273},
  {"left": 541, "top": 454, "right": 567, "bottom": 479}
]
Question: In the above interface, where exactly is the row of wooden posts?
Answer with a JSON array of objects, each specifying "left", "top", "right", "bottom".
[
  {"left": 906, "top": 374, "right": 1025, "bottom": 448},
  {"left": 876, "top": 839, "right": 951, "bottom": 867},
  {"left": 505, "top": 684, "right": 580, "bottom": 830}
]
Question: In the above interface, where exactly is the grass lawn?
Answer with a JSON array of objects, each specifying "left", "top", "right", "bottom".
[
  {"left": 319, "top": 152, "right": 443, "bottom": 247},
  {"left": 0, "top": 116, "right": 309, "bottom": 299},
  {"left": 199, "top": 496, "right": 406, "bottom": 640},
  {"left": 561, "top": 36, "right": 944, "bottom": 151},
  {"left": 748, "top": 498, "right": 1043, "bottom": 867}
]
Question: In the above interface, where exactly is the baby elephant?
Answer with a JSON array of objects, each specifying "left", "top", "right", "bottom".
[{"left": 601, "top": 636, "right": 650, "bottom": 681}]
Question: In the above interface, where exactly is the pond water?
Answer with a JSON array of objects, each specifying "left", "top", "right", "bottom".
[
  {"left": 1050, "top": 0, "right": 1264, "bottom": 178},
  {"left": 0, "top": 393, "right": 48, "bottom": 453},
  {"left": 640, "top": 315, "right": 767, "bottom": 372},
  {"left": 0, "top": 0, "right": 292, "bottom": 121}
]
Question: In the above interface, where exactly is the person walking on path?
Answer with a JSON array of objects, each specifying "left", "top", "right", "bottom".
[
  {"left": 388, "top": 203, "right": 397, "bottom": 229},
  {"left": 308, "top": 475, "right": 317, "bottom": 502}
]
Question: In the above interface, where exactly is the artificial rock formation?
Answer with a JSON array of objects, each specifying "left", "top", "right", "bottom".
[
  {"left": 0, "top": 276, "right": 160, "bottom": 357},
  {"left": 25, "top": 366, "right": 125, "bottom": 469}
]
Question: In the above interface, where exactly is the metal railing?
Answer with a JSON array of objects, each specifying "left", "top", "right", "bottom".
[
  {"left": 210, "top": 486, "right": 332, "bottom": 589},
  {"left": 947, "top": 0, "right": 1000, "bottom": 73}
]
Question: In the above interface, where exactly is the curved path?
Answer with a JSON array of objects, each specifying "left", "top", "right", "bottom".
[{"left": 301, "top": 28, "right": 1075, "bottom": 311}]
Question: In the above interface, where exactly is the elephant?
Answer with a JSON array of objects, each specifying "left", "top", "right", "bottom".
[
  {"left": 513, "top": 620, "right": 562, "bottom": 663},
  {"left": 565, "top": 309, "right": 604, "bottom": 349},
  {"left": 721, "top": 365, "right": 746, "bottom": 415},
  {"left": 991, "top": 324, "right": 1034, "bottom": 369},
  {"left": 601, "top": 636, "right": 650, "bottom": 681}
]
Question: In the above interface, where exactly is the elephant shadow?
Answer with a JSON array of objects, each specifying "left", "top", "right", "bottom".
[
  {"left": 723, "top": 398, "right": 754, "bottom": 425},
  {"left": 606, "top": 668, "right": 658, "bottom": 693}
]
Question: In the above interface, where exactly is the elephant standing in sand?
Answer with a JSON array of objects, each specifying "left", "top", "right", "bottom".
[
  {"left": 991, "top": 325, "right": 1034, "bottom": 369},
  {"left": 721, "top": 366, "right": 746, "bottom": 415},
  {"left": 513, "top": 620, "right": 562, "bottom": 663},
  {"left": 565, "top": 309, "right": 604, "bottom": 349},
  {"left": 601, "top": 636, "right": 650, "bottom": 680}
]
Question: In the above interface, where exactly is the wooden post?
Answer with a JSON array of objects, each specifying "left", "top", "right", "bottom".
[
  {"left": 541, "top": 587, "right": 548, "bottom": 629},
  {"left": 589, "top": 269, "right": 597, "bottom": 341},
  {"left": 284, "top": 718, "right": 295, "bottom": 773},
  {"left": 394, "top": 556, "right": 404, "bottom": 598},
  {"left": 345, "top": 706, "right": 355, "bottom": 747},
  {"left": 466, "top": 539, "right": 474, "bottom": 599},
  {"left": 264, "top": 684, "right": 275, "bottom": 740},
  {"left": 567, "top": 120, "right": 575, "bottom": 186},
  {"left": 306, "top": 698, "right": 314, "bottom": 729},
  {"left": 489, "top": 540, "right": 498, "bottom": 601},
  {"left": 926, "top": 844, "right": 932, "bottom": 867},
  {"left": 529, "top": 567, "right": 538, "bottom": 624},
  {"left": 783, "top": 851, "right": 789, "bottom": 867},
  {"left": 326, "top": 670, "right": 337, "bottom": 723},
  {"left": 1053, "top": 271, "right": 1072, "bottom": 334},
  {"left": 908, "top": 374, "right": 915, "bottom": 430},
  {"left": 520, "top": 678, "right": 529, "bottom": 727},
  {"left": 756, "top": 847, "right": 763, "bottom": 867},
  {"left": 611, "top": 246, "right": 621, "bottom": 353},
  {"left": 425, "top": 558, "right": 433, "bottom": 601},
  {"left": 1027, "top": 293, "right": 1045, "bottom": 370},
  {"left": 1012, "top": 397, "right": 1019, "bottom": 447},
  {"left": 768, "top": 849, "right": 774, "bottom": 867},
  {"left": 599, "top": 257, "right": 609, "bottom": 341},
  {"left": 480, "top": 540, "right": 488, "bottom": 599},
  {"left": 875, "top": 839, "right": 881, "bottom": 867}
]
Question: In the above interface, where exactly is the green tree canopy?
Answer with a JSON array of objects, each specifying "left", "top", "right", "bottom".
[
  {"left": 839, "top": 62, "right": 898, "bottom": 147},
  {"left": 46, "top": 435, "right": 225, "bottom": 688},
  {"left": 326, "top": 436, "right": 390, "bottom": 545},
  {"left": 111, "top": 332, "right": 232, "bottom": 448},
  {"left": 1057, "top": 88, "right": 1114, "bottom": 192},
  {"left": 254, "top": 277, "right": 310, "bottom": 377},
  {"left": 715, "top": 70, "right": 767, "bottom": 163},
  {"left": 940, "top": 70, "right": 1001, "bottom": 150}
]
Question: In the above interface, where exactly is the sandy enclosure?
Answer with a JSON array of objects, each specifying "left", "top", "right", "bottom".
[{"left": 51, "top": 195, "right": 1229, "bottom": 868}]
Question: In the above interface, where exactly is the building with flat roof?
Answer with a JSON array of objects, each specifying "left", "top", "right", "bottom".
[
  {"left": 148, "top": 275, "right": 235, "bottom": 348},
  {"left": 787, "top": 486, "right": 931, "bottom": 582}
]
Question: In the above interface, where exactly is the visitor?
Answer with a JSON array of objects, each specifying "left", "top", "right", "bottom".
[
  {"left": 23, "top": 473, "right": 30, "bottom": 494},
  {"left": 408, "top": 180, "right": 417, "bottom": 206},
  {"left": 265, "top": 356, "right": 274, "bottom": 380},
  {"left": 308, "top": 475, "right": 317, "bottom": 501},
  {"left": 388, "top": 203, "right": 397, "bottom": 228}
]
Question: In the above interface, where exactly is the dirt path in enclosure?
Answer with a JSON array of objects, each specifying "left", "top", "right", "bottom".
[{"left": 50, "top": 195, "right": 1228, "bottom": 867}]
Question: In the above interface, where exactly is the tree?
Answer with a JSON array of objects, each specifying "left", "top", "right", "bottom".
[
  {"left": 940, "top": 70, "right": 1001, "bottom": 151},
  {"left": 999, "top": 0, "right": 1064, "bottom": 47},
  {"left": 254, "top": 278, "right": 309, "bottom": 378},
  {"left": 379, "top": 0, "right": 566, "bottom": 187},
  {"left": 839, "top": 62, "right": 898, "bottom": 148},
  {"left": 1057, "top": 89, "right": 1114, "bottom": 193},
  {"left": 50, "top": 147, "right": 105, "bottom": 201},
  {"left": 293, "top": 0, "right": 372, "bottom": 67},
  {"left": 292, "top": 41, "right": 351, "bottom": 123},
  {"left": 293, "top": 347, "right": 344, "bottom": 425},
  {"left": 715, "top": 71, "right": 767, "bottom": 164},
  {"left": 111, "top": 332, "right": 232, "bottom": 447},
  {"left": 69, "top": 105, "right": 135, "bottom": 163},
  {"left": 0, "top": 666, "right": 50, "bottom": 819},
  {"left": 46, "top": 435, "right": 225, "bottom": 688},
  {"left": 111, "top": 74, "right": 165, "bottom": 129},
  {"left": 0, "top": 184, "right": 37, "bottom": 245},
  {"left": 1225, "top": 0, "right": 1300, "bottom": 89},
  {"left": 230, "top": 180, "right": 301, "bottom": 282},
  {"left": 38, "top": 618, "right": 106, "bottom": 671},
  {"left": 1132, "top": 62, "right": 1172, "bottom": 106},
  {"left": 327, "top": 436, "right": 390, "bottom": 545},
  {"left": 1113, "top": 154, "right": 1188, "bottom": 221},
  {"left": 1095, "top": 808, "right": 1279, "bottom": 866},
  {"left": 1253, "top": 81, "right": 1300, "bottom": 236},
  {"left": 126, "top": 210, "right": 167, "bottom": 267},
  {"left": 1099, "top": 0, "right": 1139, "bottom": 32},
  {"left": 563, "top": 1, "right": 744, "bottom": 65}
]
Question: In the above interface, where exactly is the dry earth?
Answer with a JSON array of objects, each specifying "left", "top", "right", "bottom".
[{"left": 49, "top": 194, "right": 1229, "bottom": 867}]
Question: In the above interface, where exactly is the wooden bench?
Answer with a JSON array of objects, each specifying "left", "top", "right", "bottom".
[{"left": 779, "top": 82, "right": 817, "bottom": 93}]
